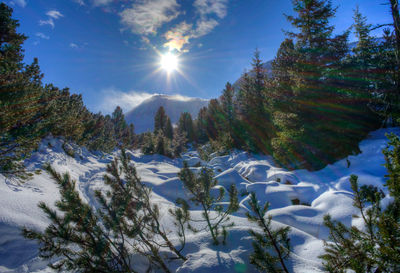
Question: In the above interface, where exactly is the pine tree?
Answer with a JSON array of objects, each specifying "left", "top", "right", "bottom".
[
  {"left": 177, "top": 112, "right": 195, "bottom": 143},
  {"left": 0, "top": 3, "right": 44, "bottom": 178},
  {"left": 177, "top": 162, "right": 239, "bottom": 245},
  {"left": 205, "top": 99, "right": 223, "bottom": 141},
  {"left": 23, "top": 149, "right": 186, "bottom": 272},
  {"left": 164, "top": 117, "right": 173, "bottom": 140},
  {"left": 219, "top": 82, "right": 237, "bottom": 145},
  {"left": 269, "top": 0, "right": 380, "bottom": 170},
  {"left": 154, "top": 106, "right": 168, "bottom": 134},
  {"left": 111, "top": 106, "right": 134, "bottom": 147},
  {"left": 195, "top": 107, "right": 209, "bottom": 144},
  {"left": 155, "top": 131, "right": 166, "bottom": 156},
  {"left": 320, "top": 134, "right": 400, "bottom": 272},
  {"left": 246, "top": 193, "right": 291, "bottom": 273}
]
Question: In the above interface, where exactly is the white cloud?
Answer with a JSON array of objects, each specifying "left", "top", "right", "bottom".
[
  {"left": 39, "top": 19, "right": 55, "bottom": 28},
  {"left": 193, "top": 18, "right": 219, "bottom": 38},
  {"left": 192, "top": 0, "right": 228, "bottom": 37},
  {"left": 35, "top": 32, "right": 49, "bottom": 39},
  {"left": 39, "top": 10, "right": 63, "bottom": 29},
  {"left": 98, "top": 88, "right": 155, "bottom": 114},
  {"left": 9, "top": 0, "right": 27, "bottom": 7},
  {"left": 120, "top": 0, "right": 180, "bottom": 35},
  {"left": 69, "top": 42, "right": 88, "bottom": 49},
  {"left": 92, "top": 0, "right": 113, "bottom": 6},
  {"left": 72, "top": 0, "right": 85, "bottom": 5},
  {"left": 69, "top": 43, "right": 79, "bottom": 49},
  {"left": 194, "top": 0, "right": 228, "bottom": 19},
  {"left": 162, "top": 0, "right": 229, "bottom": 51},
  {"left": 46, "top": 10, "right": 63, "bottom": 19}
]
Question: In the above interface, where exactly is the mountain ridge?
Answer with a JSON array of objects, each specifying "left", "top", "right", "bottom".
[{"left": 125, "top": 94, "right": 209, "bottom": 133}]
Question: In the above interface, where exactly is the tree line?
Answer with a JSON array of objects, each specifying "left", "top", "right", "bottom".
[
  {"left": 1, "top": 0, "right": 400, "bottom": 272},
  {"left": 0, "top": 3, "right": 136, "bottom": 178},
  {"left": 166, "top": 0, "right": 400, "bottom": 170}
]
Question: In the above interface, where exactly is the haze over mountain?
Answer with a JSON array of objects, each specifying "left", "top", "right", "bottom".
[{"left": 125, "top": 94, "right": 209, "bottom": 133}]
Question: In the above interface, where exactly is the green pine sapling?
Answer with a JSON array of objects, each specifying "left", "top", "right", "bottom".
[
  {"left": 23, "top": 149, "right": 186, "bottom": 273},
  {"left": 246, "top": 192, "right": 291, "bottom": 273},
  {"left": 177, "top": 162, "right": 239, "bottom": 245},
  {"left": 320, "top": 133, "right": 400, "bottom": 272}
]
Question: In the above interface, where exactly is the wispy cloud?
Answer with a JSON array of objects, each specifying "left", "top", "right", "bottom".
[
  {"left": 9, "top": 0, "right": 27, "bottom": 7},
  {"left": 118, "top": 0, "right": 229, "bottom": 53},
  {"left": 97, "top": 88, "right": 155, "bottom": 114},
  {"left": 69, "top": 42, "right": 88, "bottom": 49},
  {"left": 92, "top": 0, "right": 113, "bottom": 7},
  {"left": 194, "top": 0, "right": 228, "bottom": 19},
  {"left": 39, "top": 10, "right": 64, "bottom": 29},
  {"left": 163, "top": 0, "right": 229, "bottom": 52},
  {"left": 120, "top": 0, "right": 180, "bottom": 35},
  {"left": 163, "top": 22, "right": 192, "bottom": 52},
  {"left": 72, "top": 0, "right": 85, "bottom": 5},
  {"left": 70, "top": 43, "right": 79, "bottom": 49},
  {"left": 36, "top": 32, "right": 49, "bottom": 39},
  {"left": 47, "top": 10, "right": 63, "bottom": 19}
]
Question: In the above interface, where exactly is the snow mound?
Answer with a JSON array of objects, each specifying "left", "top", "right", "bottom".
[{"left": 0, "top": 128, "right": 398, "bottom": 272}]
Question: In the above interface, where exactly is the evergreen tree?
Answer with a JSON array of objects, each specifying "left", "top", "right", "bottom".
[
  {"left": 195, "top": 107, "right": 209, "bottom": 144},
  {"left": 177, "top": 112, "right": 195, "bottom": 143},
  {"left": 111, "top": 106, "right": 134, "bottom": 147},
  {"left": 320, "top": 133, "right": 400, "bottom": 272},
  {"left": 205, "top": 99, "right": 223, "bottom": 141},
  {"left": 271, "top": 0, "right": 380, "bottom": 169},
  {"left": 164, "top": 117, "right": 173, "bottom": 140},
  {"left": 235, "top": 50, "right": 272, "bottom": 153},
  {"left": 219, "top": 82, "right": 237, "bottom": 145},
  {"left": 177, "top": 162, "right": 239, "bottom": 245},
  {"left": 246, "top": 193, "right": 291, "bottom": 273},
  {"left": 24, "top": 149, "right": 186, "bottom": 272},
  {"left": 155, "top": 131, "right": 166, "bottom": 156},
  {"left": 154, "top": 106, "right": 168, "bottom": 134},
  {"left": 0, "top": 3, "right": 44, "bottom": 178}
]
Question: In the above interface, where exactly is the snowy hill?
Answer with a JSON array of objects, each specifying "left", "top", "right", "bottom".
[
  {"left": 125, "top": 94, "right": 209, "bottom": 133},
  {"left": 0, "top": 127, "right": 398, "bottom": 272}
]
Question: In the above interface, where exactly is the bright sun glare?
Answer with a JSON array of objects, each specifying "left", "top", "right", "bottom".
[{"left": 160, "top": 52, "right": 178, "bottom": 73}]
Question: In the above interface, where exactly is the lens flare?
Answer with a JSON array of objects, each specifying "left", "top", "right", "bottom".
[{"left": 160, "top": 52, "right": 178, "bottom": 72}]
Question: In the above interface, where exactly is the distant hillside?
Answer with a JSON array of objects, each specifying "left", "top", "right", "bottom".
[{"left": 125, "top": 94, "right": 209, "bottom": 133}]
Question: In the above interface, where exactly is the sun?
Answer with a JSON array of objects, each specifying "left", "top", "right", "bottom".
[{"left": 160, "top": 52, "right": 178, "bottom": 73}]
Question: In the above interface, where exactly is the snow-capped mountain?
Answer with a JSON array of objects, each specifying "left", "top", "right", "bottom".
[{"left": 125, "top": 94, "right": 209, "bottom": 133}]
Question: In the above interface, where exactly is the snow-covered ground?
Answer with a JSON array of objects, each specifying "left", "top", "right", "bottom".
[{"left": 0, "top": 128, "right": 398, "bottom": 273}]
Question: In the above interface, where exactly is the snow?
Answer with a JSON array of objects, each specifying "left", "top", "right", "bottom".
[{"left": 0, "top": 127, "right": 398, "bottom": 272}]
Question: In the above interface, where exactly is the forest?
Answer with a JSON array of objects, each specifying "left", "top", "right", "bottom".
[{"left": 1, "top": 0, "right": 400, "bottom": 272}]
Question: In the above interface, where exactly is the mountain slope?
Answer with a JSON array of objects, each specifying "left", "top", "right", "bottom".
[
  {"left": 0, "top": 128, "right": 397, "bottom": 272},
  {"left": 125, "top": 94, "right": 209, "bottom": 133}
]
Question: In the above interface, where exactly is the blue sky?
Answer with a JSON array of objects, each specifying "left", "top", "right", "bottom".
[{"left": 5, "top": 0, "right": 394, "bottom": 114}]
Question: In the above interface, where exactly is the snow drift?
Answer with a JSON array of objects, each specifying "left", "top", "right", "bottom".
[{"left": 0, "top": 127, "right": 398, "bottom": 273}]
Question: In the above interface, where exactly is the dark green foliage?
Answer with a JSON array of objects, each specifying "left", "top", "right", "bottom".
[
  {"left": 320, "top": 134, "right": 400, "bottom": 272},
  {"left": 0, "top": 4, "right": 136, "bottom": 177},
  {"left": 154, "top": 106, "right": 173, "bottom": 140},
  {"left": 164, "top": 117, "right": 173, "bottom": 140},
  {"left": 23, "top": 149, "right": 186, "bottom": 272},
  {"left": 271, "top": 0, "right": 380, "bottom": 170},
  {"left": 154, "top": 106, "right": 167, "bottom": 133},
  {"left": 236, "top": 50, "right": 273, "bottom": 154},
  {"left": 177, "top": 162, "right": 239, "bottom": 245},
  {"left": 177, "top": 112, "right": 195, "bottom": 143},
  {"left": 246, "top": 193, "right": 291, "bottom": 273},
  {"left": 155, "top": 131, "right": 166, "bottom": 155},
  {"left": 195, "top": 107, "right": 209, "bottom": 144},
  {"left": 139, "top": 130, "right": 185, "bottom": 158},
  {"left": 0, "top": 3, "right": 44, "bottom": 178},
  {"left": 111, "top": 106, "right": 135, "bottom": 147},
  {"left": 168, "top": 198, "right": 191, "bottom": 254}
]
